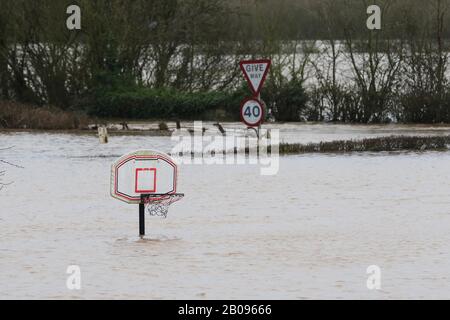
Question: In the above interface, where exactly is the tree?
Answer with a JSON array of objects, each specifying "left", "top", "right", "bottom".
[
  {"left": 343, "top": 0, "right": 404, "bottom": 123},
  {"left": 310, "top": 0, "right": 348, "bottom": 121},
  {"left": 401, "top": 0, "right": 450, "bottom": 123}
]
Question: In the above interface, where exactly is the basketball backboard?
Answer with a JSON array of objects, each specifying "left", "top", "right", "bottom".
[{"left": 111, "top": 150, "right": 178, "bottom": 204}]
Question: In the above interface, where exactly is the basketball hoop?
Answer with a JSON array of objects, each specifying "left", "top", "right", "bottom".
[
  {"left": 111, "top": 150, "right": 185, "bottom": 237},
  {"left": 141, "top": 194, "right": 184, "bottom": 218}
]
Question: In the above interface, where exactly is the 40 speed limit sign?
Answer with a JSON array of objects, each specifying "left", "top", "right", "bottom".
[{"left": 240, "top": 98, "right": 265, "bottom": 127}]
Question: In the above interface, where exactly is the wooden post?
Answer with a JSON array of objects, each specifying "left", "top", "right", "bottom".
[{"left": 98, "top": 127, "right": 108, "bottom": 144}]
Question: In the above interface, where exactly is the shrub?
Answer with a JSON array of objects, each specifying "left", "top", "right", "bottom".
[
  {"left": 87, "top": 87, "right": 242, "bottom": 121},
  {"left": 306, "top": 85, "right": 364, "bottom": 123},
  {"left": 0, "top": 101, "right": 90, "bottom": 130},
  {"left": 276, "top": 135, "right": 450, "bottom": 154},
  {"left": 158, "top": 122, "right": 169, "bottom": 131},
  {"left": 400, "top": 90, "right": 450, "bottom": 123},
  {"left": 262, "top": 78, "right": 308, "bottom": 122},
  {"left": 87, "top": 80, "right": 310, "bottom": 122}
]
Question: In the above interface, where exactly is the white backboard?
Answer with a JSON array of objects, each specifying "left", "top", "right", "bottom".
[{"left": 111, "top": 150, "right": 178, "bottom": 204}]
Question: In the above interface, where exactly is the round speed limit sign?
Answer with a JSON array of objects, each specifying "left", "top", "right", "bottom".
[{"left": 240, "top": 98, "right": 265, "bottom": 127}]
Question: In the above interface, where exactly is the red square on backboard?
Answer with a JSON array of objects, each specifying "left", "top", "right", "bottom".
[{"left": 135, "top": 168, "right": 157, "bottom": 193}]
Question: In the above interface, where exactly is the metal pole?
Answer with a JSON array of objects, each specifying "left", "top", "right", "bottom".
[
  {"left": 139, "top": 203, "right": 145, "bottom": 238},
  {"left": 257, "top": 93, "right": 262, "bottom": 157}
]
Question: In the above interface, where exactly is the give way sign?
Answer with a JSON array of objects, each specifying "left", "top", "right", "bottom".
[{"left": 240, "top": 59, "right": 271, "bottom": 96}]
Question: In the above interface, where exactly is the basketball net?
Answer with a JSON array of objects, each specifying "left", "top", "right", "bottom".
[{"left": 142, "top": 194, "right": 184, "bottom": 218}]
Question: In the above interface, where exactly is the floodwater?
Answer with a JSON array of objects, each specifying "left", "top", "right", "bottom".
[
  {"left": 1, "top": 125, "right": 450, "bottom": 299},
  {"left": 112, "top": 121, "right": 450, "bottom": 144}
]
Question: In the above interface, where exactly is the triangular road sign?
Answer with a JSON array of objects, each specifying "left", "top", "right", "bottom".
[{"left": 240, "top": 59, "right": 271, "bottom": 96}]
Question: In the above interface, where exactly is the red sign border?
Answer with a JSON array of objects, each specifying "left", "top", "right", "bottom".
[
  {"left": 240, "top": 97, "right": 265, "bottom": 128},
  {"left": 239, "top": 59, "right": 272, "bottom": 96}
]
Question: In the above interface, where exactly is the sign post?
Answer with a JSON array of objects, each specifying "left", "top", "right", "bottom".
[{"left": 240, "top": 59, "right": 271, "bottom": 149}]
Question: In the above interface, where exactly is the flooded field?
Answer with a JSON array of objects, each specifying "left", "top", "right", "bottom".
[
  {"left": 1, "top": 125, "right": 450, "bottom": 299},
  {"left": 113, "top": 122, "right": 450, "bottom": 145}
]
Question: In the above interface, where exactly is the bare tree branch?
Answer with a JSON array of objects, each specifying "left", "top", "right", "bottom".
[
  {"left": 0, "top": 159, "right": 24, "bottom": 169},
  {"left": 0, "top": 146, "right": 22, "bottom": 191}
]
